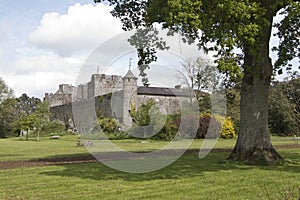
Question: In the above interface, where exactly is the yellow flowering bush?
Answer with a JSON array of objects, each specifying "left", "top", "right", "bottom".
[{"left": 220, "top": 117, "right": 236, "bottom": 139}]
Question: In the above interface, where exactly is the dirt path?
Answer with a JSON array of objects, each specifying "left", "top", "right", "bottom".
[
  {"left": 0, "top": 144, "right": 299, "bottom": 170},
  {"left": 0, "top": 155, "right": 96, "bottom": 170}
]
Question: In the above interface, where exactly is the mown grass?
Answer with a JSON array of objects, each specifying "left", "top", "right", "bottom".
[
  {"left": 0, "top": 135, "right": 299, "bottom": 199},
  {"left": 0, "top": 135, "right": 88, "bottom": 161},
  {"left": 0, "top": 135, "right": 298, "bottom": 161},
  {"left": 0, "top": 149, "right": 299, "bottom": 200}
]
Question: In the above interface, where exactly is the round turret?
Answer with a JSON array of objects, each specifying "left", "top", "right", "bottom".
[{"left": 122, "top": 69, "right": 138, "bottom": 129}]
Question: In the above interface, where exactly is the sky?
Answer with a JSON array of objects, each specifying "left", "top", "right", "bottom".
[
  {"left": 0, "top": 0, "right": 297, "bottom": 99},
  {"left": 0, "top": 0, "right": 126, "bottom": 98}
]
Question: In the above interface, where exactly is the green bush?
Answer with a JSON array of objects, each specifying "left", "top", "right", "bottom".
[
  {"left": 98, "top": 117, "right": 119, "bottom": 133},
  {"left": 151, "top": 113, "right": 235, "bottom": 140},
  {"left": 152, "top": 114, "right": 179, "bottom": 140},
  {"left": 83, "top": 117, "right": 129, "bottom": 140},
  {"left": 178, "top": 114, "right": 199, "bottom": 139},
  {"left": 106, "top": 131, "right": 131, "bottom": 140},
  {"left": 41, "top": 121, "right": 66, "bottom": 135},
  {"left": 197, "top": 113, "right": 221, "bottom": 139}
]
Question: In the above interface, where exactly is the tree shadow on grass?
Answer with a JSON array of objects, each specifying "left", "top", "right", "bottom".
[{"left": 39, "top": 149, "right": 300, "bottom": 182}]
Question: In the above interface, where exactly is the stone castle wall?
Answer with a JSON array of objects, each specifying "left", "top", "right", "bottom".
[
  {"left": 50, "top": 91, "right": 189, "bottom": 129},
  {"left": 50, "top": 93, "right": 123, "bottom": 126},
  {"left": 46, "top": 70, "right": 193, "bottom": 129},
  {"left": 45, "top": 74, "right": 123, "bottom": 107}
]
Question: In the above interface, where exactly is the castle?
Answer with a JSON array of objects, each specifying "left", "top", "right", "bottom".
[
  {"left": 45, "top": 69, "right": 194, "bottom": 129},
  {"left": 45, "top": 73, "right": 123, "bottom": 107}
]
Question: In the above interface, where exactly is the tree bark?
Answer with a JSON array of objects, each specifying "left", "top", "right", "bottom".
[
  {"left": 228, "top": 64, "right": 283, "bottom": 163},
  {"left": 26, "top": 129, "right": 29, "bottom": 141},
  {"left": 228, "top": 8, "right": 283, "bottom": 163}
]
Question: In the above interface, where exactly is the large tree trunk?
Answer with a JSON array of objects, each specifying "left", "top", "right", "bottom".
[
  {"left": 228, "top": 7, "right": 283, "bottom": 163},
  {"left": 228, "top": 64, "right": 282, "bottom": 163}
]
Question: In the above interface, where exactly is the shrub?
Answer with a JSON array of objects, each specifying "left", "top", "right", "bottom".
[
  {"left": 130, "top": 99, "right": 157, "bottom": 127},
  {"left": 152, "top": 114, "right": 180, "bottom": 140},
  {"left": 178, "top": 113, "right": 199, "bottom": 139},
  {"left": 220, "top": 117, "right": 236, "bottom": 139},
  {"left": 85, "top": 117, "right": 129, "bottom": 140},
  {"left": 130, "top": 99, "right": 171, "bottom": 139},
  {"left": 98, "top": 117, "right": 119, "bottom": 133},
  {"left": 153, "top": 113, "right": 227, "bottom": 140},
  {"left": 104, "top": 131, "right": 131, "bottom": 140},
  {"left": 197, "top": 113, "right": 221, "bottom": 139},
  {"left": 40, "top": 121, "right": 66, "bottom": 135},
  {"left": 152, "top": 113, "right": 200, "bottom": 140}
]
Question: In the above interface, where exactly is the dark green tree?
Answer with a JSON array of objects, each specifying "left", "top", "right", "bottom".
[
  {"left": 95, "top": 0, "right": 299, "bottom": 163},
  {"left": 281, "top": 73, "right": 300, "bottom": 115},
  {"left": 15, "top": 93, "right": 41, "bottom": 117},
  {"left": 0, "top": 78, "right": 16, "bottom": 138},
  {"left": 0, "top": 78, "right": 13, "bottom": 103},
  {"left": 95, "top": 0, "right": 300, "bottom": 163},
  {"left": 269, "top": 75, "right": 300, "bottom": 136},
  {"left": 0, "top": 98, "right": 17, "bottom": 138}
]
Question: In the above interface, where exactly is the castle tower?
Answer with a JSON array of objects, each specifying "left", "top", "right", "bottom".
[{"left": 122, "top": 69, "right": 138, "bottom": 128}]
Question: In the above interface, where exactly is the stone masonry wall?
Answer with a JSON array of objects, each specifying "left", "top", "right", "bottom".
[{"left": 50, "top": 92, "right": 123, "bottom": 127}]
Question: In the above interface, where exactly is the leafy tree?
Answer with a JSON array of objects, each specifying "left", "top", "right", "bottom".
[
  {"left": 95, "top": 0, "right": 300, "bottom": 163},
  {"left": 0, "top": 98, "right": 18, "bottom": 138},
  {"left": 0, "top": 78, "right": 13, "bottom": 103},
  {"left": 269, "top": 75, "right": 300, "bottom": 136},
  {"left": 0, "top": 79, "right": 16, "bottom": 138},
  {"left": 281, "top": 73, "right": 300, "bottom": 115},
  {"left": 15, "top": 93, "right": 41, "bottom": 117},
  {"left": 32, "top": 101, "right": 50, "bottom": 140},
  {"left": 13, "top": 101, "right": 50, "bottom": 141},
  {"left": 13, "top": 114, "right": 36, "bottom": 141}
]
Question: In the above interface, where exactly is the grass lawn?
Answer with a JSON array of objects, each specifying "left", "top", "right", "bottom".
[
  {"left": 0, "top": 135, "right": 298, "bottom": 161},
  {"left": 0, "top": 135, "right": 88, "bottom": 162},
  {"left": 0, "top": 135, "right": 299, "bottom": 199}
]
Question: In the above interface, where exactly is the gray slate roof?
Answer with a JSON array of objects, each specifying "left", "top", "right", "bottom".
[{"left": 137, "top": 86, "right": 193, "bottom": 97}]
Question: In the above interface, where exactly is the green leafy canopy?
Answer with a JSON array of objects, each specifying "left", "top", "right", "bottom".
[{"left": 95, "top": 0, "right": 299, "bottom": 78}]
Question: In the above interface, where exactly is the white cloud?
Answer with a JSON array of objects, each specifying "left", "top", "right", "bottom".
[
  {"left": 29, "top": 3, "right": 124, "bottom": 56},
  {"left": 14, "top": 53, "right": 81, "bottom": 75},
  {"left": 1, "top": 51, "right": 83, "bottom": 98},
  {"left": 4, "top": 71, "right": 78, "bottom": 99}
]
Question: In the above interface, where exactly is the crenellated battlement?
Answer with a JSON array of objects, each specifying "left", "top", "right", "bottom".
[{"left": 44, "top": 74, "right": 123, "bottom": 107}]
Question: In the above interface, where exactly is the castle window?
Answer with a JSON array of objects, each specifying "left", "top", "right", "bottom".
[{"left": 128, "top": 78, "right": 130, "bottom": 82}]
